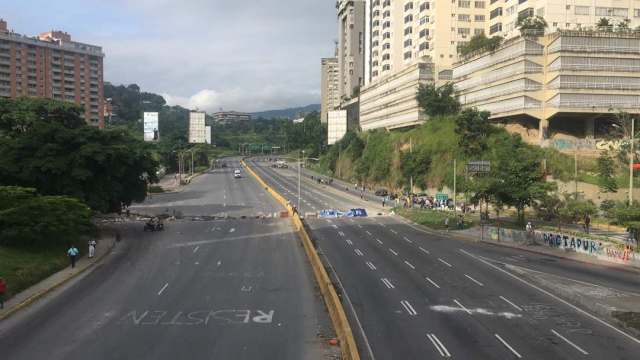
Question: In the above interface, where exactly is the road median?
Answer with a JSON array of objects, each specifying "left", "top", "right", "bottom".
[{"left": 242, "top": 160, "right": 360, "bottom": 360}]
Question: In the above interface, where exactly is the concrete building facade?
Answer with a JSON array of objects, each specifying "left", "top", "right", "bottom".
[
  {"left": 320, "top": 57, "right": 340, "bottom": 123},
  {"left": 337, "top": 0, "right": 366, "bottom": 101},
  {"left": 213, "top": 111, "right": 251, "bottom": 124},
  {"left": 488, "top": 0, "right": 640, "bottom": 40},
  {"left": 189, "top": 112, "right": 207, "bottom": 144},
  {"left": 453, "top": 30, "right": 640, "bottom": 147},
  {"left": 0, "top": 20, "right": 105, "bottom": 127}
]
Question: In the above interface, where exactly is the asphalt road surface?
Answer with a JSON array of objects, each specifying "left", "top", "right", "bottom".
[
  {"left": 0, "top": 160, "right": 337, "bottom": 360},
  {"left": 249, "top": 158, "right": 640, "bottom": 360}
]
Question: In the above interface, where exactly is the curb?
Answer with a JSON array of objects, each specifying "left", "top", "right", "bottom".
[
  {"left": 395, "top": 215, "right": 640, "bottom": 273},
  {"left": 0, "top": 235, "right": 117, "bottom": 321},
  {"left": 242, "top": 160, "right": 360, "bottom": 360}
]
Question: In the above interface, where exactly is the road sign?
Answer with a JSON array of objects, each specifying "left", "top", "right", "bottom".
[{"left": 467, "top": 160, "right": 491, "bottom": 174}]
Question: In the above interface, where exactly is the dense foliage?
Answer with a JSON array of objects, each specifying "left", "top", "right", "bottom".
[
  {"left": 416, "top": 83, "right": 461, "bottom": 117},
  {"left": 0, "top": 186, "right": 94, "bottom": 247},
  {"left": 457, "top": 33, "right": 503, "bottom": 57},
  {"left": 0, "top": 97, "right": 159, "bottom": 213}
]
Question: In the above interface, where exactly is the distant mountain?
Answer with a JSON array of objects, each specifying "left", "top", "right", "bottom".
[{"left": 250, "top": 104, "right": 320, "bottom": 120}]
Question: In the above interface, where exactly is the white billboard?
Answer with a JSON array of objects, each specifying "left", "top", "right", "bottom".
[
  {"left": 327, "top": 110, "right": 347, "bottom": 145},
  {"left": 143, "top": 112, "right": 159, "bottom": 142},
  {"left": 205, "top": 126, "right": 212, "bottom": 144},
  {"left": 189, "top": 112, "right": 206, "bottom": 144}
]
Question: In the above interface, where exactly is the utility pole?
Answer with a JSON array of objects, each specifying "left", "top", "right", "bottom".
[
  {"left": 630, "top": 118, "right": 635, "bottom": 206},
  {"left": 298, "top": 151, "right": 302, "bottom": 212},
  {"left": 410, "top": 137, "right": 413, "bottom": 197},
  {"left": 574, "top": 146, "right": 578, "bottom": 200},
  {"left": 191, "top": 151, "right": 194, "bottom": 176},
  {"left": 453, "top": 158, "right": 457, "bottom": 216}
]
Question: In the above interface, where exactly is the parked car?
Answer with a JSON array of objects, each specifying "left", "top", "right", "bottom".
[
  {"left": 375, "top": 189, "right": 388, "bottom": 197},
  {"left": 234, "top": 169, "right": 242, "bottom": 178}
]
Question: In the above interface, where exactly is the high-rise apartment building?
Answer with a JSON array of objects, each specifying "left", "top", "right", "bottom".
[
  {"left": 320, "top": 57, "right": 340, "bottom": 123},
  {"left": 359, "top": 0, "right": 640, "bottom": 131},
  {"left": 337, "top": 0, "right": 366, "bottom": 101},
  {"left": 213, "top": 111, "right": 251, "bottom": 124},
  {"left": 0, "top": 20, "right": 105, "bottom": 127},
  {"left": 488, "top": 1, "right": 640, "bottom": 39}
]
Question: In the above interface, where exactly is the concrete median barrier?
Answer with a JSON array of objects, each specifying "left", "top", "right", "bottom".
[{"left": 241, "top": 160, "right": 360, "bottom": 360}]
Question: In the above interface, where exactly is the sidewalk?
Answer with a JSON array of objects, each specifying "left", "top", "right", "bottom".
[
  {"left": 0, "top": 232, "right": 117, "bottom": 321},
  {"left": 155, "top": 171, "right": 207, "bottom": 194}
]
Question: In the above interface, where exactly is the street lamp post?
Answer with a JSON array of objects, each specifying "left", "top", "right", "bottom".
[{"left": 298, "top": 150, "right": 305, "bottom": 212}]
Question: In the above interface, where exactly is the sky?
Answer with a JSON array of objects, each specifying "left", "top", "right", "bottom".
[{"left": 2, "top": 0, "right": 337, "bottom": 112}]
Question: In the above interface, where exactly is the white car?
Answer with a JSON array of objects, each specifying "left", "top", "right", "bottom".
[{"left": 234, "top": 169, "right": 242, "bottom": 178}]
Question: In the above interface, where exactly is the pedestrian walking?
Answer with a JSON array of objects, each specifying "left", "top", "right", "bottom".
[
  {"left": 67, "top": 245, "right": 79, "bottom": 268},
  {"left": 584, "top": 214, "right": 591, "bottom": 234},
  {"left": 88, "top": 239, "right": 97, "bottom": 258},
  {"left": 444, "top": 217, "right": 450, "bottom": 232},
  {"left": 382, "top": 196, "right": 386, "bottom": 207},
  {"left": 0, "top": 277, "right": 6, "bottom": 309},
  {"left": 526, "top": 221, "right": 533, "bottom": 233}
]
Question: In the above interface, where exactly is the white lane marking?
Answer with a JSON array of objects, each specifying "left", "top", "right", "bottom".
[
  {"left": 404, "top": 260, "right": 416, "bottom": 270},
  {"left": 419, "top": 246, "right": 430, "bottom": 255},
  {"left": 438, "top": 258, "right": 453, "bottom": 267},
  {"left": 400, "top": 300, "right": 418, "bottom": 316},
  {"left": 427, "top": 333, "right": 452, "bottom": 358},
  {"left": 426, "top": 277, "right": 441, "bottom": 289},
  {"left": 332, "top": 224, "right": 338, "bottom": 229},
  {"left": 195, "top": 261, "right": 200, "bottom": 265},
  {"left": 454, "top": 299, "right": 472, "bottom": 315},
  {"left": 357, "top": 225, "right": 363, "bottom": 229},
  {"left": 365, "top": 231, "right": 372, "bottom": 236},
  {"left": 551, "top": 329, "right": 589, "bottom": 355},
  {"left": 217, "top": 260, "right": 222, "bottom": 267},
  {"left": 499, "top": 296, "right": 523, "bottom": 312},
  {"left": 494, "top": 334, "right": 522, "bottom": 359},
  {"left": 157, "top": 283, "right": 169, "bottom": 296},
  {"left": 464, "top": 274, "right": 484, "bottom": 287},
  {"left": 229, "top": 228, "right": 235, "bottom": 233},
  {"left": 381, "top": 278, "right": 395, "bottom": 289},
  {"left": 338, "top": 231, "right": 346, "bottom": 237},
  {"left": 192, "top": 246, "right": 200, "bottom": 254},
  {"left": 390, "top": 229, "right": 398, "bottom": 234},
  {"left": 366, "top": 261, "right": 377, "bottom": 270},
  {"left": 346, "top": 239, "right": 354, "bottom": 245},
  {"left": 379, "top": 223, "right": 386, "bottom": 227},
  {"left": 403, "top": 236, "right": 413, "bottom": 243},
  {"left": 389, "top": 248, "right": 399, "bottom": 256},
  {"left": 376, "top": 238, "right": 383, "bottom": 245},
  {"left": 355, "top": 249, "right": 364, "bottom": 256},
  {"left": 460, "top": 248, "right": 640, "bottom": 345}
]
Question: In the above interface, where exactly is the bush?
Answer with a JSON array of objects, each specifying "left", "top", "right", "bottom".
[
  {"left": 613, "top": 205, "right": 640, "bottom": 225},
  {"left": 0, "top": 193, "right": 94, "bottom": 248},
  {"left": 559, "top": 199, "right": 597, "bottom": 223},
  {"left": 148, "top": 185, "right": 165, "bottom": 193}
]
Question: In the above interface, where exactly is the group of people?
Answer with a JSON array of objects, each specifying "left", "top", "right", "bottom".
[{"left": 66, "top": 239, "right": 98, "bottom": 269}]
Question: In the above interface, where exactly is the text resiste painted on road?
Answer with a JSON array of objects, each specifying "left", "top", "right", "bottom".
[{"left": 118, "top": 309, "right": 274, "bottom": 326}]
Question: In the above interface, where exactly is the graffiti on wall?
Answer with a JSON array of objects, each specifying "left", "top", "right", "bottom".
[
  {"left": 548, "top": 139, "right": 627, "bottom": 152},
  {"left": 541, "top": 232, "right": 601, "bottom": 254}
]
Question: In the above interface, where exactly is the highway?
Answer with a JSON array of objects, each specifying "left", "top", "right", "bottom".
[
  {"left": 0, "top": 160, "right": 337, "bottom": 360},
  {"left": 249, "top": 158, "right": 640, "bottom": 360}
]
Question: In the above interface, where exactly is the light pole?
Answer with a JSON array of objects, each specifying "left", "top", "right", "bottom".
[
  {"left": 630, "top": 118, "right": 636, "bottom": 205},
  {"left": 185, "top": 149, "right": 194, "bottom": 176},
  {"left": 298, "top": 150, "right": 305, "bottom": 211}
]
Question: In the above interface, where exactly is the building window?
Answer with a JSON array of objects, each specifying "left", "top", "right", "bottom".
[
  {"left": 458, "top": 14, "right": 471, "bottom": 22},
  {"left": 635, "top": 9, "right": 640, "bottom": 17},
  {"left": 420, "top": 16, "right": 430, "bottom": 25},
  {"left": 419, "top": 28, "right": 429, "bottom": 38},
  {"left": 474, "top": 1, "right": 485, "bottom": 8},
  {"left": 382, "top": 54, "right": 390, "bottom": 61},
  {"left": 383, "top": 10, "right": 391, "bottom": 18},
  {"left": 405, "top": 14, "right": 413, "bottom": 23},
  {"left": 383, "top": 21, "right": 391, "bottom": 29},
  {"left": 419, "top": 42, "right": 429, "bottom": 51},
  {"left": 458, "top": 28, "right": 470, "bottom": 36},
  {"left": 404, "top": 51, "right": 412, "bottom": 60},
  {"left": 404, "top": 39, "right": 413, "bottom": 47},
  {"left": 420, "top": 2, "right": 430, "bottom": 12},
  {"left": 383, "top": 32, "right": 391, "bottom": 39},
  {"left": 489, "top": 22, "right": 502, "bottom": 34},
  {"left": 475, "top": 14, "right": 485, "bottom": 21},
  {"left": 404, "top": 26, "right": 413, "bottom": 35},
  {"left": 382, "top": 64, "right": 391, "bottom": 71},
  {"left": 404, "top": 2, "right": 414, "bottom": 11},
  {"left": 458, "top": 1, "right": 471, "bottom": 9},
  {"left": 490, "top": 7, "right": 503, "bottom": 19},
  {"left": 595, "top": 7, "right": 628, "bottom": 17},
  {"left": 575, "top": 6, "right": 590, "bottom": 15},
  {"left": 474, "top": 28, "right": 484, "bottom": 35},
  {"left": 383, "top": 43, "right": 391, "bottom": 50}
]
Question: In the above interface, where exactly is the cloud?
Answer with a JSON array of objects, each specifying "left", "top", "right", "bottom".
[{"left": 163, "top": 86, "right": 320, "bottom": 113}]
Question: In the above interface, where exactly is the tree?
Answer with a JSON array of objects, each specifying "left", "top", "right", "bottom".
[
  {"left": 416, "top": 83, "right": 461, "bottom": 117},
  {"left": 617, "top": 18, "right": 631, "bottom": 32},
  {"left": 455, "top": 108, "right": 491, "bottom": 157},
  {"left": 0, "top": 99, "right": 159, "bottom": 213},
  {"left": 597, "top": 152, "right": 618, "bottom": 193},
  {"left": 0, "top": 97, "right": 86, "bottom": 135},
  {"left": 516, "top": 15, "right": 548, "bottom": 35},
  {"left": 400, "top": 149, "right": 431, "bottom": 189},
  {"left": 559, "top": 198, "right": 598, "bottom": 224},
  {"left": 598, "top": 18, "right": 613, "bottom": 31},
  {"left": 0, "top": 189, "right": 94, "bottom": 248},
  {"left": 491, "top": 135, "right": 555, "bottom": 224},
  {"left": 457, "top": 33, "right": 503, "bottom": 57}
]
